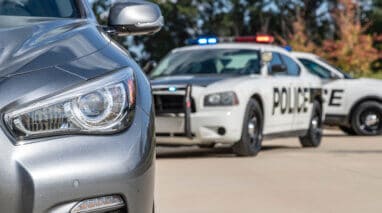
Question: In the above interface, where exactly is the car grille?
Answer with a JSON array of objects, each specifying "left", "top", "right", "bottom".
[{"left": 154, "top": 94, "right": 196, "bottom": 114}]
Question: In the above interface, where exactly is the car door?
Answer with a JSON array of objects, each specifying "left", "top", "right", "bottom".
[
  {"left": 280, "top": 54, "right": 313, "bottom": 131},
  {"left": 299, "top": 58, "right": 347, "bottom": 117},
  {"left": 264, "top": 52, "right": 295, "bottom": 134}
]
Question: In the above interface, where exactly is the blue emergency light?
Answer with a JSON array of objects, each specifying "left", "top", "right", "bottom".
[
  {"left": 285, "top": 45, "right": 293, "bottom": 52},
  {"left": 187, "top": 36, "right": 219, "bottom": 45}
]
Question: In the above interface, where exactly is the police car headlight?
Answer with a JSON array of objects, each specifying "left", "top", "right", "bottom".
[
  {"left": 204, "top": 92, "right": 238, "bottom": 106},
  {"left": 4, "top": 68, "right": 136, "bottom": 143}
]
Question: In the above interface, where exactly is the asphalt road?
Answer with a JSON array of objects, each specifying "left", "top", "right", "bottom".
[{"left": 156, "top": 130, "right": 382, "bottom": 213}]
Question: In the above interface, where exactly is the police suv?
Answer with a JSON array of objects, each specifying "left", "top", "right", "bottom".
[
  {"left": 150, "top": 36, "right": 324, "bottom": 156},
  {"left": 293, "top": 52, "right": 382, "bottom": 136}
]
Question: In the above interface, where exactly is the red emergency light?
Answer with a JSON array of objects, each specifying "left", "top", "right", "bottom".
[
  {"left": 255, "top": 35, "right": 275, "bottom": 43},
  {"left": 233, "top": 35, "right": 275, "bottom": 44}
]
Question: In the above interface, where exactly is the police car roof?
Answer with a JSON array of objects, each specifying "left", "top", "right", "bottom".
[
  {"left": 292, "top": 52, "right": 319, "bottom": 59},
  {"left": 171, "top": 43, "right": 291, "bottom": 54}
]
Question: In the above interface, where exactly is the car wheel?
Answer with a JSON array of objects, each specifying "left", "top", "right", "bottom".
[
  {"left": 300, "top": 101, "right": 323, "bottom": 148},
  {"left": 351, "top": 101, "right": 382, "bottom": 136},
  {"left": 339, "top": 125, "right": 356, "bottom": 135},
  {"left": 233, "top": 99, "right": 263, "bottom": 157}
]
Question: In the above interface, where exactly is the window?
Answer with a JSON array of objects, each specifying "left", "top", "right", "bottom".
[
  {"left": 298, "top": 58, "right": 333, "bottom": 79},
  {"left": 317, "top": 57, "right": 353, "bottom": 79},
  {"left": 151, "top": 49, "right": 261, "bottom": 78},
  {"left": 268, "top": 52, "right": 286, "bottom": 75},
  {"left": 281, "top": 54, "right": 300, "bottom": 76},
  {"left": 0, "top": 0, "right": 80, "bottom": 18},
  {"left": 269, "top": 53, "right": 283, "bottom": 67}
]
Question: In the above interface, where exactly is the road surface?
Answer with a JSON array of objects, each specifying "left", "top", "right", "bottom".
[{"left": 156, "top": 130, "right": 382, "bottom": 213}]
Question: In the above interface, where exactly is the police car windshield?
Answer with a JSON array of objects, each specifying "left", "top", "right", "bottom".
[
  {"left": 151, "top": 49, "right": 261, "bottom": 78},
  {"left": 0, "top": 0, "right": 80, "bottom": 18},
  {"left": 317, "top": 57, "right": 353, "bottom": 79}
]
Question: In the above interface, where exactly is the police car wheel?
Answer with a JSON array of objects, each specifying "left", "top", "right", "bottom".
[
  {"left": 351, "top": 101, "right": 382, "bottom": 136},
  {"left": 339, "top": 125, "right": 356, "bottom": 135},
  {"left": 299, "top": 101, "right": 323, "bottom": 148},
  {"left": 233, "top": 99, "right": 263, "bottom": 157}
]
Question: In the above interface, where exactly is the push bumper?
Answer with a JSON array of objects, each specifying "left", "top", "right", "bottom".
[
  {"left": 156, "top": 108, "right": 243, "bottom": 145},
  {"left": 0, "top": 107, "right": 155, "bottom": 213}
]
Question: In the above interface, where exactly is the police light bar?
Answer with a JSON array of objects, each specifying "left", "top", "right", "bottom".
[
  {"left": 187, "top": 35, "right": 275, "bottom": 46},
  {"left": 187, "top": 36, "right": 219, "bottom": 45},
  {"left": 220, "top": 35, "right": 275, "bottom": 44},
  {"left": 254, "top": 35, "right": 275, "bottom": 43}
]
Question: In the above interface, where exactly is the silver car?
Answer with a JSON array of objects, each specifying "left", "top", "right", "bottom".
[{"left": 0, "top": 0, "right": 163, "bottom": 212}]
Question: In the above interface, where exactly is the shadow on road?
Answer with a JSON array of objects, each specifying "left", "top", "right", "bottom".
[
  {"left": 156, "top": 145, "right": 301, "bottom": 159},
  {"left": 323, "top": 134, "right": 353, "bottom": 138}
]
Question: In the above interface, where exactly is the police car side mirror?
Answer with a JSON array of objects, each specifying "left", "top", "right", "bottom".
[
  {"left": 330, "top": 72, "right": 341, "bottom": 80},
  {"left": 271, "top": 64, "right": 287, "bottom": 74},
  {"left": 108, "top": 1, "right": 164, "bottom": 36},
  {"left": 143, "top": 60, "right": 157, "bottom": 75}
]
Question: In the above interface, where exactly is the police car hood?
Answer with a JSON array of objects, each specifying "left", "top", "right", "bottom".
[
  {"left": 151, "top": 74, "right": 257, "bottom": 87},
  {"left": 350, "top": 78, "right": 382, "bottom": 88},
  {"left": 0, "top": 16, "right": 108, "bottom": 78}
]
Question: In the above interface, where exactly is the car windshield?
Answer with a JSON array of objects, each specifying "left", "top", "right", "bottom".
[
  {"left": 298, "top": 58, "right": 333, "bottom": 79},
  {"left": 317, "top": 57, "right": 353, "bottom": 79},
  {"left": 151, "top": 49, "right": 261, "bottom": 78},
  {"left": 0, "top": 0, "right": 80, "bottom": 18}
]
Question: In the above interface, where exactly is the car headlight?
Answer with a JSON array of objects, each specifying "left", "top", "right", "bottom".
[
  {"left": 204, "top": 92, "right": 239, "bottom": 106},
  {"left": 4, "top": 68, "right": 136, "bottom": 143}
]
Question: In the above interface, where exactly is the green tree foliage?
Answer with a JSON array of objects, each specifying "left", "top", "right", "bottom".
[{"left": 91, "top": 0, "right": 382, "bottom": 73}]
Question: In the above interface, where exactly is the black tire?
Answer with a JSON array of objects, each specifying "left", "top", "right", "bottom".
[
  {"left": 339, "top": 125, "right": 356, "bottom": 135},
  {"left": 300, "top": 101, "right": 323, "bottom": 148},
  {"left": 350, "top": 101, "right": 382, "bottom": 136},
  {"left": 233, "top": 99, "right": 263, "bottom": 157}
]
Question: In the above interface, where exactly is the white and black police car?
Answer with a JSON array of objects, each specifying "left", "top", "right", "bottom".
[
  {"left": 293, "top": 52, "right": 382, "bottom": 136},
  {"left": 149, "top": 36, "right": 324, "bottom": 156}
]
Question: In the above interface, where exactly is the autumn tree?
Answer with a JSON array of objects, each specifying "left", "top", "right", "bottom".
[
  {"left": 321, "top": 0, "right": 379, "bottom": 75},
  {"left": 278, "top": 12, "right": 318, "bottom": 53}
]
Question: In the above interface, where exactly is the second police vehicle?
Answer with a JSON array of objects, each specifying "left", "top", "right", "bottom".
[
  {"left": 293, "top": 52, "right": 382, "bottom": 136},
  {"left": 149, "top": 36, "right": 324, "bottom": 157}
]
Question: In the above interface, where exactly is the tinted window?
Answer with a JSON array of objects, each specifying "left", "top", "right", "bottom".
[
  {"left": 269, "top": 53, "right": 283, "bottom": 67},
  {"left": 281, "top": 54, "right": 300, "bottom": 76},
  {"left": 298, "top": 58, "right": 332, "bottom": 79},
  {"left": 0, "top": 0, "right": 80, "bottom": 18},
  {"left": 317, "top": 57, "right": 353, "bottom": 79},
  {"left": 151, "top": 49, "right": 261, "bottom": 78}
]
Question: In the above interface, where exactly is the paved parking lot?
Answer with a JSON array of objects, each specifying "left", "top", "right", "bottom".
[{"left": 156, "top": 130, "right": 382, "bottom": 213}]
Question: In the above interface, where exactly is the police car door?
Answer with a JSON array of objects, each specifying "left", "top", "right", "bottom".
[
  {"left": 266, "top": 52, "right": 295, "bottom": 133},
  {"left": 299, "top": 58, "right": 347, "bottom": 117},
  {"left": 279, "top": 54, "right": 312, "bottom": 130}
]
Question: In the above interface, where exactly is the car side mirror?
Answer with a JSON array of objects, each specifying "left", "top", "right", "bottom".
[
  {"left": 271, "top": 64, "right": 287, "bottom": 74},
  {"left": 330, "top": 72, "right": 340, "bottom": 80},
  {"left": 143, "top": 60, "right": 157, "bottom": 75},
  {"left": 108, "top": 0, "right": 164, "bottom": 36}
]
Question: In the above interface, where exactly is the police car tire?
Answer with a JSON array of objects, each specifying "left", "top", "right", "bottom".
[
  {"left": 351, "top": 101, "right": 382, "bottom": 136},
  {"left": 339, "top": 125, "right": 356, "bottom": 135},
  {"left": 299, "top": 101, "right": 322, "bottom": 148},
  {"left": 233, "top": 99, "right": 263, "bottom": 157}
]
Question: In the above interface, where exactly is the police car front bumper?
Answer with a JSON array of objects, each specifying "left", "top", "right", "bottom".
[{"left": 156, "top": 107, "right": 243, "bottom": 145}]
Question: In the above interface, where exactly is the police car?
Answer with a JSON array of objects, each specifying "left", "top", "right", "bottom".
[
  {"left": 293, "top": 52, "right": 382, "bottom": 136},
  {"left": 150, "top": 36, "right": 324, "bottom": 156}
]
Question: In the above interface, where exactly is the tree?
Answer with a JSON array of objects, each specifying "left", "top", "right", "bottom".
[
  {"left": 278, "top": 12, "right": 318, "bottom": 53},
  {"left": 321, "top": 0, "right": 379, "bottom": 75}
]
